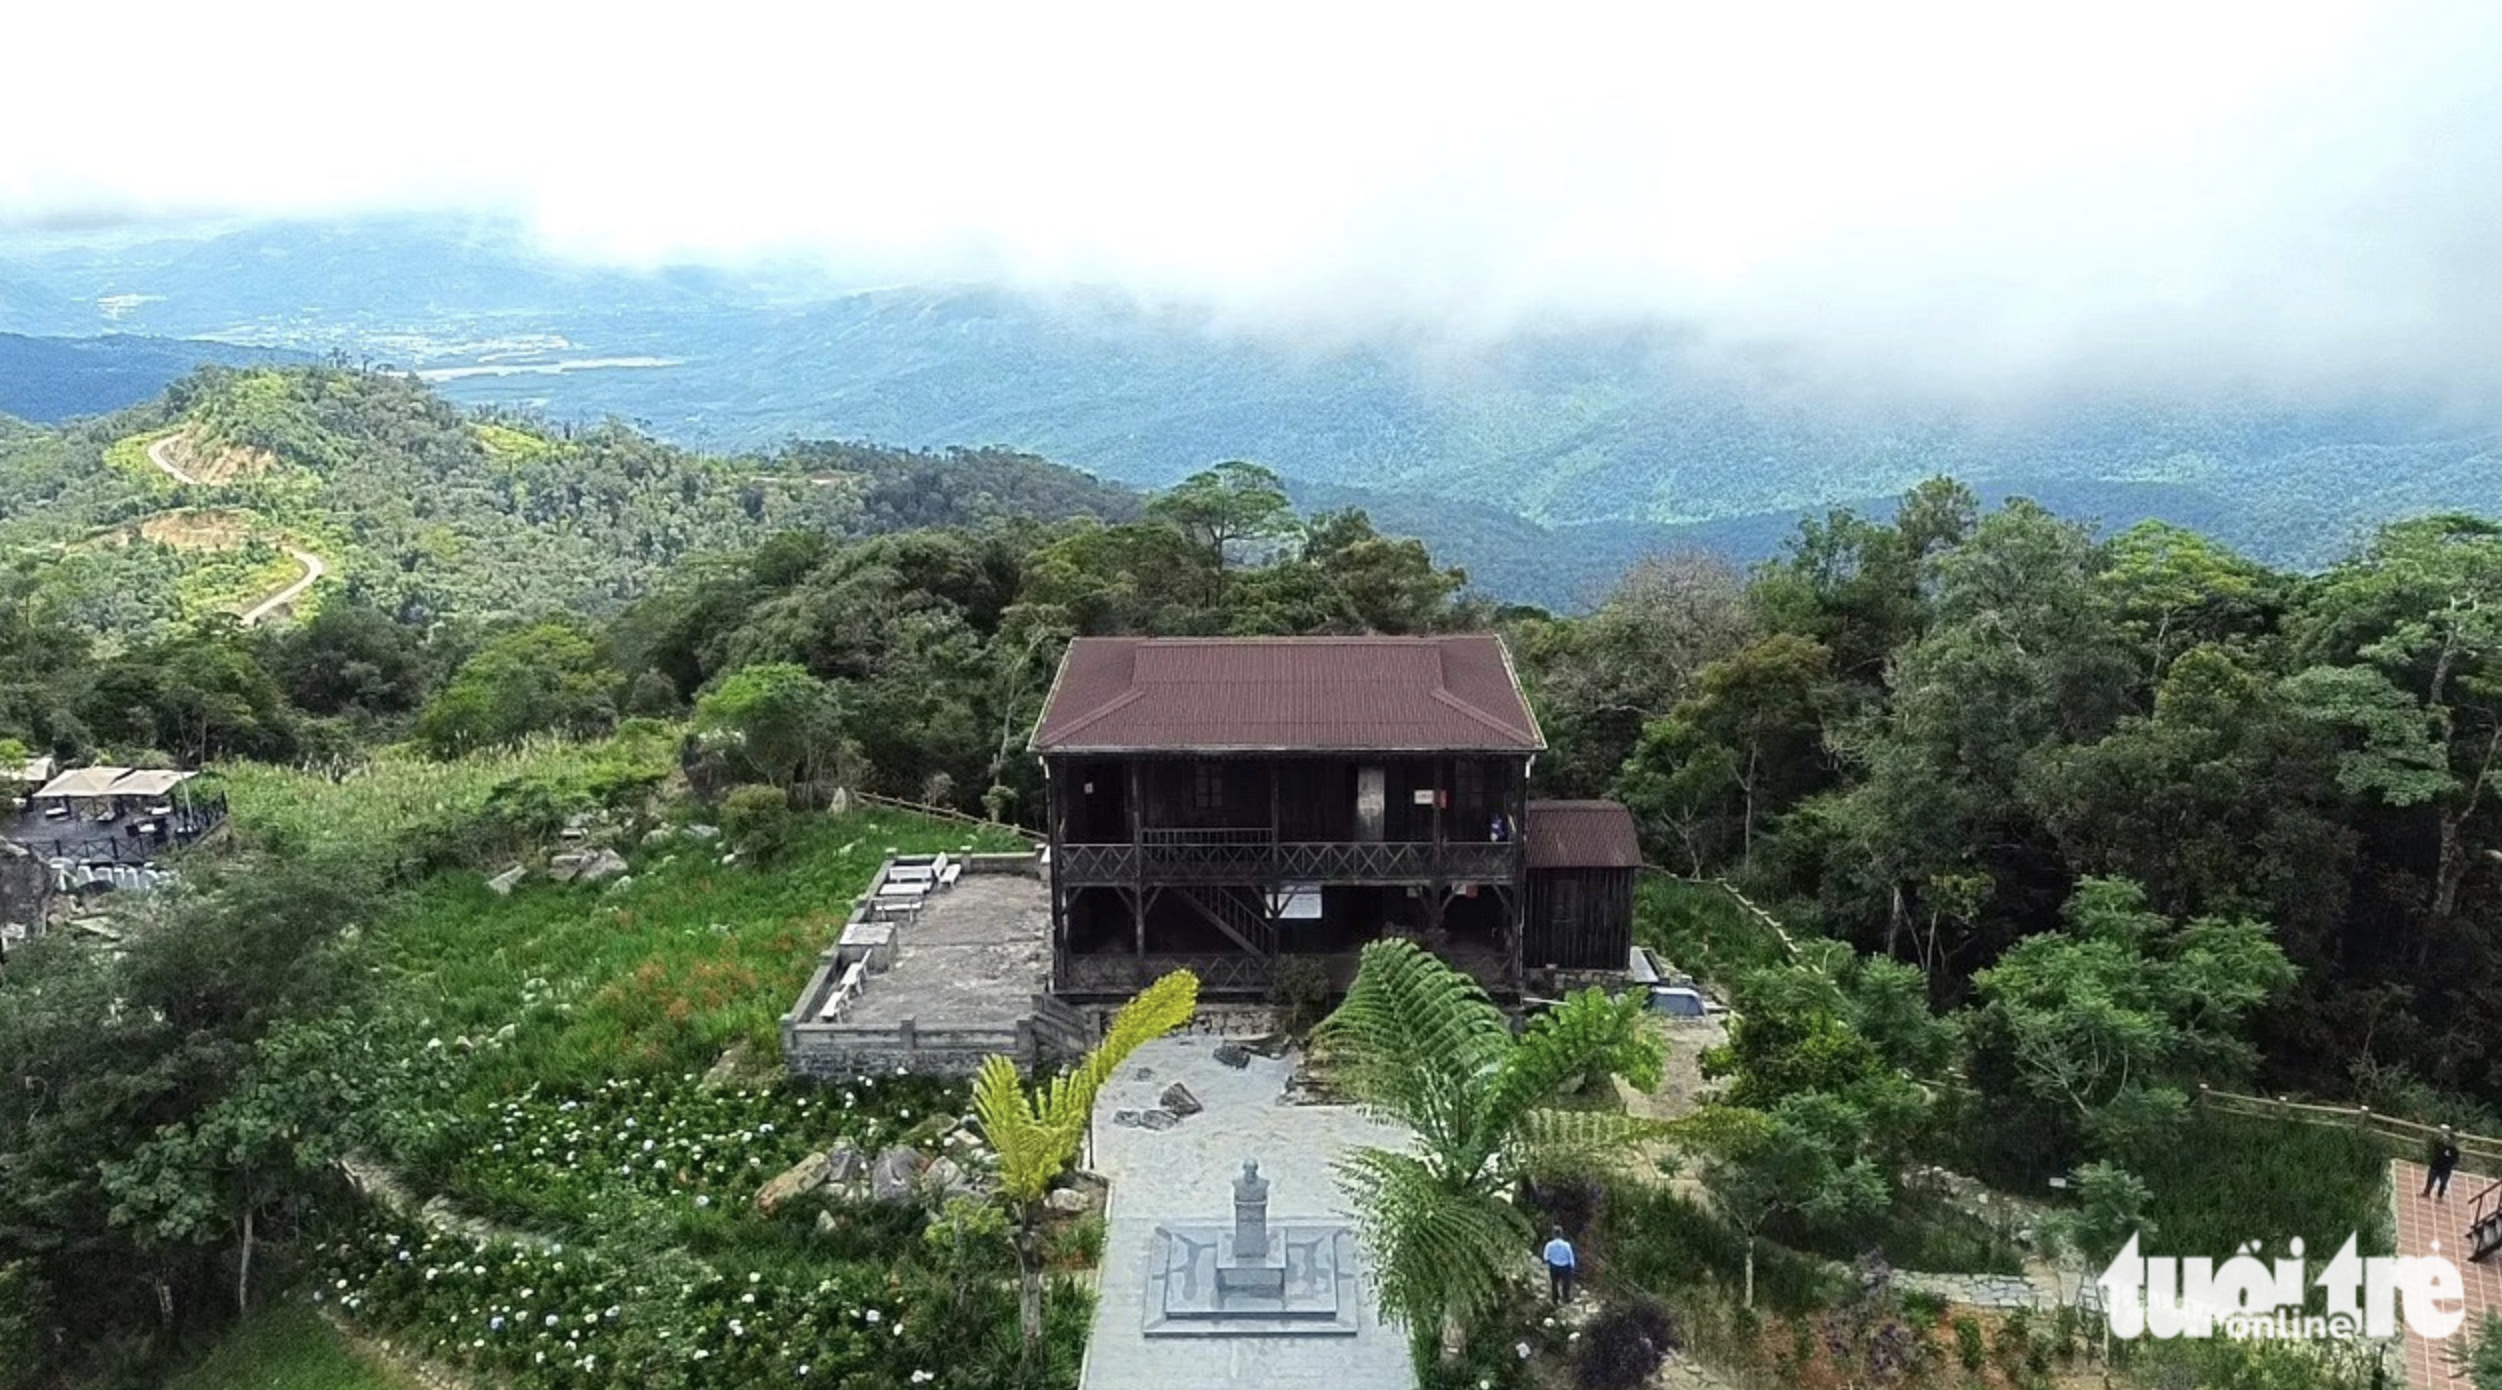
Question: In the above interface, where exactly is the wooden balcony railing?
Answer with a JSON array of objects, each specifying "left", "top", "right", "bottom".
[{"left": 1054, "top": 836, "right": 1519, "bottom": 886}]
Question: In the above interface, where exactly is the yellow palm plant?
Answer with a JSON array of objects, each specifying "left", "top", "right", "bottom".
[{"left": 975, "top": 968, "right": 1198, "bottom": 1353}]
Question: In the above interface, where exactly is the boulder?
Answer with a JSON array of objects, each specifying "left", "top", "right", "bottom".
[
  {"left": 1138, "top": 1108, "right": 1181, "bottom": 1131},
  {"left": 486, "top": 865, "right": 529, "bottom": 896},
  {"left": 824, "top": 1145, "right": 867, "bottom": 1184},
  {"left": 1045, "top": 1187, "right": 1093, "bottom": 1214},
  {"left": 642, "top": 826, "right": 676, "bottom": 846},
  {"left": 922, "top": 1157, "right": 971, "bottom": 1198},
  {"left": 1213, "top": 1042, "right": 1252, "bottom": 1069},
  {"left": 684, "top": 823, "right": 722, "bottom": 842},
  {"left": 756, "top": 1152, "right": 834, "bottom": 1213},
  {"left": 572, "top": 848, "right": 630, "bottom": 883},
  {"left": 870, "top": 1147, "right": 927, "bottom": 1203},
  {"left": 1158, "top": 1082, "right": 1203, "bottom": 1117},
  {"left": 700, "top": 1041, "right": 756, "bottom": 1091}
]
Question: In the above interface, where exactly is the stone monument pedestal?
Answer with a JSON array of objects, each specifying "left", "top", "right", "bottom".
[
  {"left": 1142, "top": 1159, "right": 1360, "bottom": 1338},
  {"left": 1214, "top": 1243, "right": 1288, "bottom": 1298}
]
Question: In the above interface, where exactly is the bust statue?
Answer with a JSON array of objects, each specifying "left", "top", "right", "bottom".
[{"left": 1231, "top": 1160, "right": 1271, "bottom": 1260}]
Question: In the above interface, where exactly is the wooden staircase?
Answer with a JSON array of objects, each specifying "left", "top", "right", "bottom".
[
  {"left": 2470, "top": 1179, "right": 2502, "bottom": 1263},
  {"left": 1170, "top": 883, "right": 1277, "bottom": 957}
]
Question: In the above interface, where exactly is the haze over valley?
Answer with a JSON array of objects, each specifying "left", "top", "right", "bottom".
[{"left": 3, "top": 213, "right": 2495, "bottom": 609}]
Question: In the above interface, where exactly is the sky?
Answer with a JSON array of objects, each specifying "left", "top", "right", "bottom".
[{"left": 7, "top": 0, "right": 2502, "bottom": 405}]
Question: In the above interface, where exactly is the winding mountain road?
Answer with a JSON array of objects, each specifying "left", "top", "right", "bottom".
[
  {"left": 145, "top": 432, "right": 206, "bottom": 486},
  {"left": 143, "top": 431, "right": 327, "bottom": 626},
  {"left": 238, "top": 546, "right": 327, "bottom": 625}
]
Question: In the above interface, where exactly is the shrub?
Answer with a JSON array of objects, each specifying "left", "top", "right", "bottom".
[
  {"left": 1952, "top": 1314, "right": 1985, "bottom": 1370},
  {"left": 1601, "top": 1184, "right": 1836, "bottom": 1313},
  {"left": 1518, "top": 1176, "right": 1603, "bottom": 1244},
  {"left": 1042, "top": 1214, "right": 1107, "bottom": 1269},
  {"left": 0, "top": 1261, "right": 48, "bottom": 1390},
  {"left": 1574, "top": 1298, "right": 1679, "bottom": 1390},
  {"left": 720, "top": 785, "right": 795, "bottom": 864},
  {"left": 1269, "top": 955, "right": 1334, "bottom": 1035}
]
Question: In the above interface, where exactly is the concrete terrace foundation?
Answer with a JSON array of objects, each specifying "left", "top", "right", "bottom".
[{"left": 781, "top": 855, "right": 1064, "bottom": 1078}]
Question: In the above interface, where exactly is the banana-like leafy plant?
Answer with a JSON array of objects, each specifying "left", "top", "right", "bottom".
[
  {"left": 975, "top": 968, "right": 1198, "bottom": 1354},
  {"left": 1315, "top": 939, "right": 1663, "bottom": 1362}
]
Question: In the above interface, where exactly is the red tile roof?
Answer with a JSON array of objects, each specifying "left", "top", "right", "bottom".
[
  {"left": 1030, "top": 636, "right": 1544, "bottom": 754},
  {"left": 1524, "top": 800, "right": 1642, "bottom": 870}
]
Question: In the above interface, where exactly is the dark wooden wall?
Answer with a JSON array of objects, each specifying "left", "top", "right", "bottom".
[
  {"left": 1049, "top": 754, "right": 1522, "bottom": 844},
  {"left": 1524, "top": 866, "right": 1634, "bottom": 969}
]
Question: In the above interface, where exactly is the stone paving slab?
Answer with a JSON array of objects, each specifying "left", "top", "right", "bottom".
[
  {"left": 840, "top": 874, "right": 1048, "bottom": 1028},
  {"left": 1079, "top": 1036, "right": 1418, "bottom": 1390},
  {"left": 2395, "top": 1158, "right": 2499, "bottom": 1390}
]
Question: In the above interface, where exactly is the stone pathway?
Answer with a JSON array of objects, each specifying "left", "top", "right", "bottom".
[
  {"left": 339, "top": 1151, "right": 555, "bottom": 1251},
  {"left": 1893, "top": 1269, "right": 2084, "bottom": 1312},
  {"left": 1078, "top": 1036, "right": 1418, "bottom": 1390}
]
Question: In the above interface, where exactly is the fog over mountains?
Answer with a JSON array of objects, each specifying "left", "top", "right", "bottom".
[{"left": 2, "top": 216, "right": 2495, "bottom": 608}]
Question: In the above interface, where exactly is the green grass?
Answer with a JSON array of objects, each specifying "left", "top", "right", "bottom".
[
  {"left": 379, "top": 805, "right": 1026, "bottom": 1096},
  {"left": 1601, "top": 1183, "right": 1839, "bottom": 1315},
  {"left": 103, "top": 427, "right": 183, "bottom": 492},
  {"left": 173, "top": 540, "right": 307, "bottom": 616},
  {"left": 1775, "top": 1188, "right": 2026, "bottom": 1275},
  {"left": 1634, "top": 875, "right": 1795, "bottom": 984},
  {"left": 217, "top": 724, "right": 683, "bottom": 860},
  {"left": 164, "top": 1306, "right": 414, "bottom": 1390},
  {"left": 2125, "top": 1109, "right": 2393, "bottom": 1262}
]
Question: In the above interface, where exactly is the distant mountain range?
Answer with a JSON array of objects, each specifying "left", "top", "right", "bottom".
[
  {"left": 5, "top": 216, "right": 2495, "bottom": 608},
  {"left": 0, "top": 333, "right": 307, "bottom": 424}
]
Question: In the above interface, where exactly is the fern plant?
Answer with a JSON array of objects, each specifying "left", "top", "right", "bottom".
[
  {"left": 974, "top": 969, "right": 1198, "bottom": 1355},
  {"left": 1315, "top": 939, "right": 1663, "bottom": 1364}
]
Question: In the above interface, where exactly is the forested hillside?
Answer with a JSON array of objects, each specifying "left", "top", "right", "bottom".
[
  {"left": 8, "top": 438, "right": 2502, "bottom": 1390},
  {"left": 0, "top": 366, "right": 1136, "bottom": 636}
]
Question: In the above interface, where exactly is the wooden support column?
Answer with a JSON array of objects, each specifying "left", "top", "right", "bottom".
[
  {"left": 1432, "top": 756, "right": 1445, "bottom": 852},
  {"left": 1509, "top": 759, "right": 1531, "bottom": 990},
  {"left": 1128, "top": 761, "right": 1146, "bottom": 961},
  {"left": 1043, "top": 757, "right": 1065, "bottom": 985}
]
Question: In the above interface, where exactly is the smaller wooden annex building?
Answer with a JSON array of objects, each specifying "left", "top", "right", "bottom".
[
  {"left": 1520, "top": 799, "right": 1642, "bottom": 973},
  {"left": 1031, "top": 634, "right": 1640, "bottom": 1000}
]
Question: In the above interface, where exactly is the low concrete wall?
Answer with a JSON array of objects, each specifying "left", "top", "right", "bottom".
[
  {"left": 963, "top": 851, "right": 1040, "bottom": 877},
  {"left": 781, "top": 1017, "right": 1034, "bottom": 1079}
]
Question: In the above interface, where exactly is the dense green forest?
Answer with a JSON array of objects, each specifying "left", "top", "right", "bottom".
[
  {"left": 7, "top": 374, "right": 2499, "bottom": 1113},
  {"left": 6, "top": 365, "right": 2502, "bottom": 1390}
]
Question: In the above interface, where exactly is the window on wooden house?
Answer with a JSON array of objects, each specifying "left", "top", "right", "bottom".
[{"left": 1193, "top": 762, "right": 1224, "bottom": 815}]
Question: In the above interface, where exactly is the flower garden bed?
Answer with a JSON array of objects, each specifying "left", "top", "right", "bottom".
[{"left": 288, "top": 788, "right": 1088, "bottom": 1387}]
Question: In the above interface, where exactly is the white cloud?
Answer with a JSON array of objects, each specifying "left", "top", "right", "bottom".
[{"left": 6, "top": 0, "right": 2500, "bottom": 403}]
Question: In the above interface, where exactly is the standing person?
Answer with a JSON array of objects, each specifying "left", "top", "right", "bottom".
[
  {"left": 1542, "top": 1227, "right": 1577, "bottom": 1304},
  {"left": 2426, "top": 1127, "right": 2463, "bottom": 1199}
]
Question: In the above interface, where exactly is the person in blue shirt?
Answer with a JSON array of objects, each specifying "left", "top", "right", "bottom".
[{"left": 1542, "top": 1227, "right": 1577, "bottom": 1304}]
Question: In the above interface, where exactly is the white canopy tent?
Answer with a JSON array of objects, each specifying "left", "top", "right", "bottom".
[{"left": 29, "top": 766, "right": 133, "bottom": 801}]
